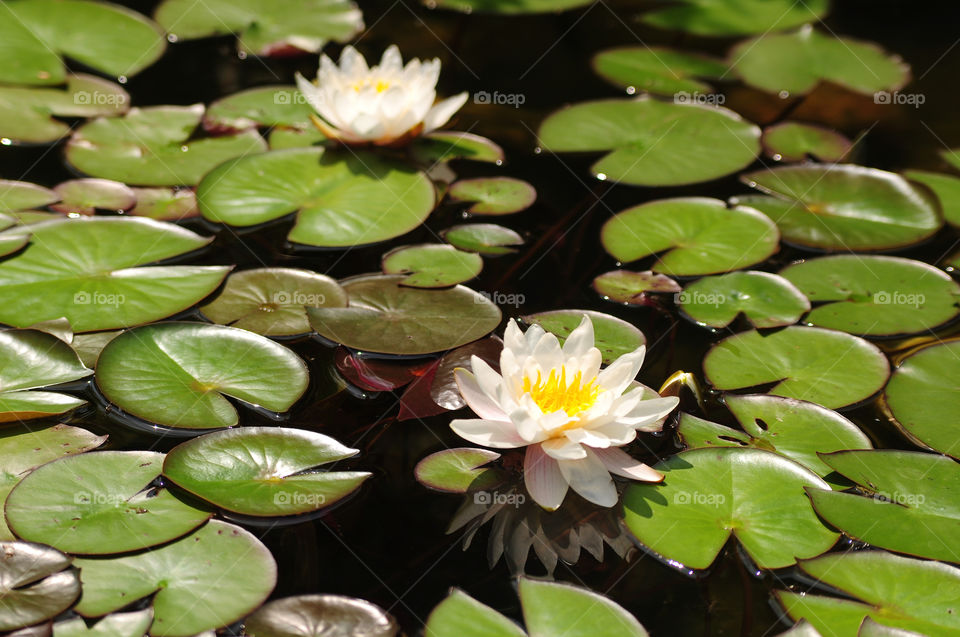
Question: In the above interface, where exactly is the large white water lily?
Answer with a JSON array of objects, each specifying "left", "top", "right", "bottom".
[
  {"left": 451, "top": 316, "right": 679, "bottom": 510},
  {"left": 295, "top": 45, "right": 468, "bottom": 146}
]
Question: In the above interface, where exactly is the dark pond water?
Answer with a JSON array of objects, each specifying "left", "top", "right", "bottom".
[{"left": 5, "top": 0, "right": 960, "bottom": 634}]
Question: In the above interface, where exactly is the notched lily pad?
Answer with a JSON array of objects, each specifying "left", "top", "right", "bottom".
[
  {"left": 409, "top": 132, "right": 504, "bottom": 165},
  {"left": 593, "top": 270, "right": 681, "bottom": 305},
  {"left": 415, "top": 448, "right": 504, "bottom": 493},
  {"left": 0, "top": 181, "right": 58, "bottom": 213},
  {"left": 904, "top": 170, "right": 960, "bottom": 229},
  {"left": 0, "top": 542, "right": 80, "bottom": 631},
  {"left": 53, "top": 609, "right": 153, "bottom": 637},
  {"left": 244, "top": 595, "right": 398, "bottom": 637},
  {"left": 50, "top": 179, "right": 135, "bottom": 215},
  {"left": 522, "top": 309, "right": 645, "bottom": 365},
  {"left": 382, "top": 244, "right": 483, "bottom": 288},
  {"left": 763, "top": 122, "right": 852, "bottom": 162},
  {"left": 641, "top": 0, "right": 829, "bottom": 37},
  {"left": 441, "top": 224, "right": 524, "bottom": 256},
  {"left": 592, "top": 46, "right": 727, "bottom": 96},
  {"left": 448, "top": 178, "right": 536, "bottom": 215},
  {"left": 203, "top": 86, "right": 315, "bottom": 134},
  {"left": 679, "top": 270, "right": 809, "bottom": 328},
  {"left": 128, "top": 187, "right": 199, "bottom": 221}
]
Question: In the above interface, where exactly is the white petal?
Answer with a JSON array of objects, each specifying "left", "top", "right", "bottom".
[
  {"left": 524, "top": 445, "right": 568, "bottom": 511},
  {"left": 541, "top": 437, "right": 587, "bottom": 460},
  {"left": 454, "top": 369, "right": 508, "bottom": 420},
  {"left": 593, "top": 447, "right": 663, "bottom": 482},
  {"left": 339, "top": 46, "right": 368, "bottom": 75},
  {"left": 617, "top": 396, "right": 679, "bottom": 428},
  {"left": 379, "top": 45, "right": 402, "bottom": 73},
  {"left": 379, "top": 86, "right": 408, "bottom": 119},
  {"left": 503, "top": 320, "right": 528, "bottom": 357},
  {"left": 565, "top": 428, "right": 612, "bottom": 448},
  {"left": 597, "top": 346, "right": 646, "bottom": 395},
  {"left": 557, "top": 449, "right": 618, "bottom": 507},
  {"left": 532, "top": 332, "right": 563, "bottom": 372},
  {"left": 450, "top": 418, "right": 526, "bottom": 448},
  {"left": 423, "top": 92, "right": 468, "bottom": 132},
  {"left": 562, "top": 315, "right": 594, "bottom": 358},
  {"left": 294, "top": 74, "right": 326, "bottom": 115},
  {"left": 470, "top": 356, "right": 503, "bottom": 401}
]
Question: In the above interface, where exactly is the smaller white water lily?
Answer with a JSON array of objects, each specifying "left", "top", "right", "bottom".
[
  {"left": 451, "top": 316, "right": 679, "bottom": 510},
  {"left": 295, "top": 45, "right": 468, "bottom": 146}
]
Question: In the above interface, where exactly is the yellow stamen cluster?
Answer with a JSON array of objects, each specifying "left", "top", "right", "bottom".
[
  {"left": 351, "top": 79, "right": 391, "bottom": 93},
  {"left": 522, "top": 368, "right": 600, "bottom": 416}
]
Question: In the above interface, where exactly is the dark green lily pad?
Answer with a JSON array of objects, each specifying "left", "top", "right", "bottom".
[
  {"left": 53, "top": 609, "right": 153, "bottom": 637},
  {"left": 203, "top": 86, "right": 314, "bottom": 133},
  {"left": 730, "top": 26, "right": 910, "bottom": 96},
  {"left": 0, "top": 329, "right": 91, "bottom": 422},
  {"left": 593, "top": 270, "right": 681, "bottom": 305},
  {"left": 622, "top": 447, "right": 837, "bottom": 570},
  {"left": 0, "top": 0, "right": 165, "bottom": 86},
  {"left": 0, "top": 542, "right": 80, "bottom": 632},
  {"left": 200, "top": 267, "right": 347, "bottom": 337},
  {"left": 268, "top": 126, "right": 326, "bottom": 150},
  {"left": 776, "top": 551, "right": 960, "bottom": 636},
  {"left": 96, "top": 322, "right": 309, "bottom": 429},
  {"left": 881, "top": 340, "right": 960, "bottom": 458},
  {"left": 409, "top": 131, "right": 504, "bottom": 165},
  {"left": 703, "top": 326, "right": 890, "bottom": 409},
  {"left": 763, "top": 122, "right": 852, "bottom": 162},
  {"left": 904, "top": 170, "right": 960, "bottom": 228},
  {"left": 415, "top": 448, "right": 504, "bottom": 493},
  {"left": 448, "top": 178, "right": 536, "bottom": 215},
  {"left": 66, "top": 105, "right": 267, "bottom": 186},
  {"left": 0, "top": 217, "right": 230, "bottom": 332},
  {"left": 244, "top": 595, "right": 398, "bottom": 637},
  {"left": 5, "top": 450, "right": 210, "bottom": 554},
  {"left": 678, "top": 394, "right": 871, "bottom": 488},
  {"left": 736, "top": 164, "right": 941, "bottom": 251},
  {"left": 601, "top": 198, "right": 779, "bottom": 276},
  {"left": 538, "top": 98, "right": 760, "bottom": 186},
  {"left": 382, "top": 244, "right": 483, "bottom": 288},
  {"left": 679, "top": 271, "right": 810, "bottom": 328},
  {"left": 441, "top": 224, "right": 524, "bottom": 256},
  {"left": 521, "top": 309, "right": 645, "bottom": 365},
  {"left": 74, "top": 520, "right": 276, "bottom": 636},
  {"left": 780, "top": 255, "right": 960, "bottom": 337},
  {"left": 0, "top": 181, "right": 57, "bottom": 213},
  {"left": 308, "top": 274, "right": 501, "bottom": 356},
  {"left": 154, "top": 0, "right": 363, "bottom": 56},
  {"left": 641, "top": 0, "right": 829, "bottom": 36},
  {"left": 198, "top": 147, "right": 436, "bottom": 248},
  {"left": 50, "top": 179, "right": 135, "bottom": 215},
  {"left": 128, "top": 187, "right": 199, "bottom": 221},
  {"left": 592, "top": 47, "right": 727, "bottom": 96},
  {"left": 163, "top": 427, "right": 370, "bottom": 517}
]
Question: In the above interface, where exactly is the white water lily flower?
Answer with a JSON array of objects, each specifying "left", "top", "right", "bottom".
[
  {"left": 295, "top": 45, "right": 468, "bottom": 146},
  {"left": 451, "top": 316, "right": 679, "bottom": 510}
]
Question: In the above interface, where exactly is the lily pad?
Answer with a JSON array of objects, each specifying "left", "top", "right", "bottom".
[
  {"left": 592, "top": 47, "right": 727, "bottom": 96},
  {"left": 0, "top": 181, "right": 57, "bottom": 213},
  {"left": 730, "top": 26, "right": 910, "bottom": 96},
  {"left": 601, "top": 198, "right": 779, "bottom": 276},
  {"left": 200, "top": 267, "right": 347, "bottom": 337},
  {"left": 198, "top": 147, "right": 436, "bottom": 248},
  {"left": 0, "top": 329, "right": 91, "bottom": 423},
  {"left": 593, "top": 270, "right": 681, "bottom": 305},
  {"left": 736, "top": 164, "right": 941, "bottom": 251},
  {"left": 409, "top": 132, "right": 504, "bottom": 165},
  {"left": 0, "top": 542, "right": 80, "bottom": 631},
  {"left": 763, "top": 122, "right": 852, "bottom": 162},
  {"left": 881, "top": 340, "right": 960, "bottom": 458},
  {"left": 780, "top": 255, "right": 960, "bottom": 337},
  {"left": 703, "top": 326, "right": 890, "bottom": 409},
  {"left": 268, "top": 126, "right": 327, "bottom": 150},
  {"left": 776, "top": 551, "right": 960, "bottom": 636},
  {"left": 622, "top": 447, "right": 837, "bottom": 570},
  {"left": 678, "top": 394, "right": 871, "bottom": 487},
  {"left": 678, "top": 270, "right": 810, "bottom": 328},
  {"left": 244, "top": 595, "right": 398, "bottom": 637},
  {"left": 442, "top": 224, "right": 524, "bottom": 255},
  {"left": 203, "top": 86, "right": 314, "bottom": 133},
  {"left": 522, "top": 309, "right": 645, "bottom": 365},
  {"left": 448, "top": 178, "right": 536, "bottom": 215},
  {"left": 427, "top": 0, "right": 591, "bottom": 14},
  {"left": 96, "top": 322, "right": 309, "bottom": 429},
  {"left": 154, "top": 0, "right": 363, "bottom": 56},
  {"left": 73, "top": 520, "right": 276, "bottom": 637},
  {"left": 0, "top": 217, "right": 230, "bottom": 332},
  {"left": 66, "top": 105, "right": 267, "bottom": 186},
  {"left": 308, "top": 274, "right": 501, "bottom": 356},
  {"left": 538, "top": 98, "right": 760, "bottom": 186},
  {"left": 641, "top": 0, "right": 829, "bottom": 36},
  {"left": 904, "top": 170, "right": 960, "bottom": 228},
  {"left": 382, "top": 244, "right": 483, "bottom": 288},
  {"left": 163, "top": 427, "right": 370, "bottom": 516},
  {"left": 5, "top": 450, "right": 210, "bottom": 554},
  {"left": 128, "top": 187, "right": 199, "bottom": 221},
  {"left": 53, "top": 609, "right": 153, "bottom": 637},
  {"left": 415, "top": 448, "right": 504, "bottom": 493},
  {"left": 0, "top": 0, "right": 165, "bottom": 86},
  {"left": 50, "top": 179, "right": 135, "bottom": 215},
  {"left": 70, "top": 332, "right": 120, "bottom": 368}
]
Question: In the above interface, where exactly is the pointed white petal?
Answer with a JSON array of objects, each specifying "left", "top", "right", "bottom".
[
  {"left": 423, "top": 92, "right": 468, "bottom": 132},
  {"left": 503, "top": 320, "right": 528, "bottom": 357},
  {"left": 617, "top": 396, "right": 679, "bottom": 428},
  {"left": 470, "top": 356, "right": 503, "bottom": 401},
  {"left": 532, "top": 332, "right": 563, "bottom": 372},
  {"left": 524, "top": 445, "right": 568, "bottom": 511},
  {"left": 380, "top": 44, "right": 402, "bottom": 73},
  {"left": 562, "top": 315, "right": 594, "bottom": 358},
  {"left": 593, "top": 447, "right": 663, "bottom": 482},
  {"left": 541, "top": 437, "right": 587, "bottom": 460},
  {"left": 339, "top": 46, "right": 368, "bottom": 75},
  {"left": 565, "top": 428, "right": 612, "bottom": 448},
  {"left": 558, "top": 449, "right": 618, "bottom": 507},
  {"left": 454, "top": 369, "right": 508, "bottom": 420},
  {"left": 597, "top": 346, "right": 646, "bottom": 395},
  {"left": 450, "top": 418, "right": 527, "bottom": 448}
]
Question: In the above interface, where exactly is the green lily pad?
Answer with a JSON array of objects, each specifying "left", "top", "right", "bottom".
[
  {"left": 808, "top": 450, "right": 960, "bottom": 562},
  {"left": 53, "top": 609, "right": 153, "bottom": 637},
  {"left": 0, "top": 181, "right": 57, "bottom": 213},
  {"left": 128, "top": 187, "right": 199, "bottom": 221},
  {"left": 703, "top": 326, "right": 890, "bottom": 409},
  {"left": 382, "top": 244, "right": 483, "bottom": 288},
  {"left": 50, "top": 179, "right": 135, "bottom": 215},
  {"left": 730, "top": 26, "right": 910, "bottom": 96},
  {"left": 881, "top": 339, "right": 960, "bottom": 458},
  {"left": 70, "top": 332, "right": 120, "bottom": 368},
  {"left": 441, "top": 224, "right": 524, "bottom": 255},
  {"left": 592, "top": 270, "right": 681, "bottom": 305},
  {"left": 308, "top": 274, "right": 501, "bottom": 356},
  {"left": 0, "top": 217, "right": 230, "bottom": 332},
  {"left": 200, "top": 267, "right": 347, "bottom": 337},
  {"left": 641, "top": 0, "right": 829, "bottom": 36},
  {"left": 0, "top": 0, "right": 165, "bottom": 86},
  {"left": 763, "top": 122, "right": 852, "bottom": 162},
  {"left": 0, "top": 74, "right": 129, "bottom": 145},
  {"left": 601, "top": 197, "right": 779, "bottom": 276},
  {"left": 538, "top": 98, "right": 760, "bottom": 186},
  {"left": 678, "top": 394, "right": 871, "bottom": 488},
  {"left": 448, "top": 178, "right": 536, "bottom": 215},
  {"left": 427, "top": 0, "right": 591, "bottom": 14},
  {"left": 521, "top": 309, "right": 645, "bottom": 365},
  {"left": 0, "top": 233, "right": 29, "bottom": 258},
  {"left": 0, "top": 329, "right": 91, "bottom": 422},
  {"left": 904, "top": 170, "right": 960, "bottom": 228},
  {"left": 414, "top": 448, "right": 504, "bottom": 493},
  {"left": 96, "top": 322, "right": 309, "bottom": 429},
  {"left": 163, "top": 427, "right": 371, "bottom": 516},
  {"left": 268, "top": 126, "right": 327, "bottom": 150},
  {"left": 154, "top": 0, "right": 363, "bottom": 56},
  {"left": 244, "top": 595, "right": 398, "bottom": 637},
  {"left": 776, "top": 551, "right": 960, "bottom": 636},
  {"left": 0, "top": 542, "right": 80, "bottom": 632},
  {"left": 409, "top": 131, "right": 504, "bottom": 165},
  {"left": 198, "top": 147, "right": 436, "bottom": 248},
  {"left": 736, "top": 164, "right": 941, "bottom": 251},
  {"left": 780, "top": 255, "right": 960, "bottom": 337},
  {"left": 679, "top": 270, "right": 810, "bottom": 328},
  {"left": 74, "top": 520, "right": 276, "bottom": 637},
  {"left": 203, "top": 86, "right": 314, "bottom": 133},
  {"left": 592, "top": 47, "right": 727, "bottom": 96},
  {"left": 5, "top": 450, "right": 210, "bottom": 554},
  {"left": 622, "top": 447, "right": 837, "bottom": 570},
  {"left": 66, "top": 105, "right": 267, "bottom": 186}
]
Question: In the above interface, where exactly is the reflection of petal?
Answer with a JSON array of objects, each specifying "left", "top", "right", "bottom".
[
  {"left": 541, "top": 437, "right": 587, "bottom": 460},
  {"left": 562, "top": 315, "right": 594, "bottom": 358},
  {"left": 594, "top": 447, "right": 663, "bottom": 482},
  {"left": 423, "top": 92, "right": 468, "bottom": 132},
  {"left": 524, "top": 445, "right": 568, "bottom": 511},
  {"left": 450, "top": 418, "right": 527, "bottom": 448},
  {"left": 558, "top": 449, "right": 618, "bottom": 507},
  {"left": 454, "top": 369, "right": 508, "bottom": 420}
]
